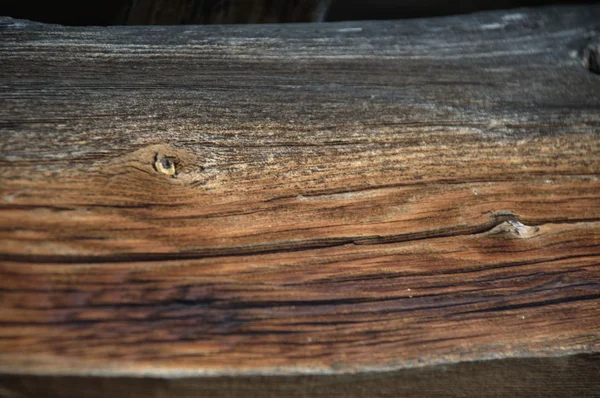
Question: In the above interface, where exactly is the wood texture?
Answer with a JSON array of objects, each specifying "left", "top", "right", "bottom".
[{"left": 1, "top": 4, "right": 600, "bottom": 391}]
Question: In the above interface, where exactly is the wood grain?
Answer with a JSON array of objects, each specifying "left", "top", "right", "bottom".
[{"left": 0, "top": 4, "right": 600, "bottom": 390}]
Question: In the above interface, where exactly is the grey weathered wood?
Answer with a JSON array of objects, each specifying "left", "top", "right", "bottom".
[
  {"left": 1, "top": 6, "right": 599, "bottom": 167},
  {"left": 1, "top": 4, "right": 600, "bottom": 397}
]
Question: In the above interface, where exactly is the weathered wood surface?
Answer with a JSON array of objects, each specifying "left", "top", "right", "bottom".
[{"left": 0, "top": 4, "right": 600, "bottom": 394}]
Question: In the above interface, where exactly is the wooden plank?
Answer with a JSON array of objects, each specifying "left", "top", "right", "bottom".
[{"left": 0, "top": 4, "right": 599, "bottom": 393}]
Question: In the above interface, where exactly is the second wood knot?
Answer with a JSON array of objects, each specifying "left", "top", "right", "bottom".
[{"left": 490, "top": 220, "right": 539, "bottom": 239}]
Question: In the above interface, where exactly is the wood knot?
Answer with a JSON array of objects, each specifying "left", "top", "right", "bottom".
[
  {"left": 154, "top": 153, "right": 176, "bottom": 176},
  {"left": 489, "top": 220, "right": 539, "bottom": 239}
]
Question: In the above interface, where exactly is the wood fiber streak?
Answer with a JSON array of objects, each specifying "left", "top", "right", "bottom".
[{"left": 0, "top": 5, "right": 600, "bottom": 382}]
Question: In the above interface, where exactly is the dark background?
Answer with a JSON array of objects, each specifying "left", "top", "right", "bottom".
[{"left": 1, "top": 0, "right": 600, "bottom": 26}]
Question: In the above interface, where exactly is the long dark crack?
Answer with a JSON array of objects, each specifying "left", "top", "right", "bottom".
[{"left": 0, "top": 212, "right": 528, "bottom": 265}]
